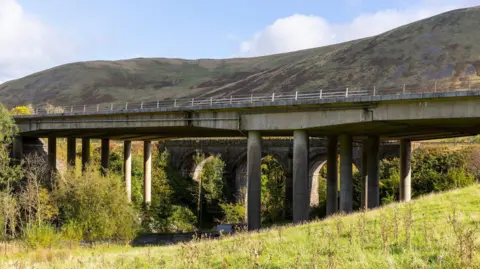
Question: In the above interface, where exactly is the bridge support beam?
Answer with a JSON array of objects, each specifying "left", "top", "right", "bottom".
[
  {"left": 339, "top": 134, "right": 353, "bottom": 213},
  {"left": 144, "top": 141, "right": 152, "bottom": 205},
  {"left": 12, "top": 136, "right": 23, "bottom": 165},
  {"left": 400, "top": 139, "right": 412, "bottom": 202},
  {"left": 81, "top": 138, "right": 91, "bottom": 172},
  {"left": 124, "top": 141, "right": 132, "bottom": 202},
  {"left": 101, "top": 138, "right": 110, "bottom": 176},
  {"left": 67, "top": 137, "right": 76, "bottom": 169},
  {"left": 367, "top": 136, "right": 380, "bottom": 209},
  {"left": 47, "top": 136, "right": 56, "bottom": 173},
  {"left": 247, "top": 131, "right": 262, "bottom": 230},
  {"left": 326, "top": 136, "right": 338, "bottom": 216},
  {"left": 360, "top": 141, "right": 368, "bottom": 210},
  {"left": 293, "top": 130, "right": 309, "bottom": 223}
]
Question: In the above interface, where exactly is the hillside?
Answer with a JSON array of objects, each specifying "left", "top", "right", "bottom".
[
  {"left": 1, "top": 7, "right": 480, "bottom": 106},
  {"left": 3, "top": 185, "right": 479, "bottom": 268}
]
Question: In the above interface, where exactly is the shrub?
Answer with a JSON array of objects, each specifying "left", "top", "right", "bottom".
[
  {"left": 23, "top": 222, "right": 61, "bottom": 249},
  {"left": 54, "top": 168, "right": 139, "bottom": 241},
  {"left": 61, "top": 220, "right": 83, "bottom": 248},
  {"left": 10, "top": 105, "right": 33, "bottom": 116},
  {"left": 167, "top": 206, "right": 197, "bottom": 232},
  {"left": 220, "top": 203, "right": 245, "bottom": 224}
]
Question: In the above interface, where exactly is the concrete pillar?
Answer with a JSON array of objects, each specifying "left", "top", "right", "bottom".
[
  {"left": 144, "top": 141, "right": 152, "bottom": 205},
  {"left": 81, "top": 138, "right": 91, "bottom": 172},
  {"left": 400, "top": 139, "right": 412, "bottom": 202},
  {"left": 247, "top": 131, "right": 262, "bottom": 230},
  {"left": 67, "top": 137, "right": 76, "bottom": 169},
  {"left": 124, "top": 141, "right": 132, "bottom": 202},
  {"left": 367, "top": 136, "right": 380, "bottom": 209},
  {"left": 360, "top": 142, "right": 368, "bottom": 210},
  {"left": 101, "top": 138, "right": 110, "bottom": 176},
  {"left": 293, "top": 130, "right": 309, "bottom": 223},
  {"left": 339, "top": 135, "right": 353, "bottom": 213},
  {"left": 12, "top": 136, "right": 23, "bottom": 164},
  {"left": 47, "top": 136, "right": 56, "bottom": 172},
  {"left": 326, "top": 136, "right": 338, "bottom": 216}
]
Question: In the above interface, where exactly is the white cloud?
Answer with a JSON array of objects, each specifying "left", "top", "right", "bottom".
[
  {"left": 0, "top": 0, "right": 75, "bottom": 83},
  {"left": 239, "top": 2, "right": 477, "bottom": 57}
]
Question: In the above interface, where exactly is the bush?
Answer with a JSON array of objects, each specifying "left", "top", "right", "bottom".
[
  {"left": 167, "top": 206, "right": 197, "bottom": 232},
  {"left": 23, "top": 222, "right": 61, "bottom": 249},
  {"left": 10, "top": 105, "right": 33, "bottom": 116},
  {"left": 220, "top": 203, "right": 245, "bottom": 224},
  {"left": 54, "top": 168, "right": 139, "bottom": 241},
  {"left": 61, "top": 221, "right": 83, "bottom": 248}
]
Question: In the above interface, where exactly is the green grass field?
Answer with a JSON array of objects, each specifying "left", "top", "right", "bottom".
[{"left": 1, "top": 185, "right": 479, "bottom": 268}]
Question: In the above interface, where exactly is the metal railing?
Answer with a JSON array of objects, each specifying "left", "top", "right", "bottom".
[{"left": 23, "top": 78, "right": 480, "bottom": 116}]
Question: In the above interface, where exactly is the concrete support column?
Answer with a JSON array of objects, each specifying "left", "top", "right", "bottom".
[
  {"left": 144, "top": 141, "right": 152, "bottom": 205},
  {"left": 247, "top": 131, "right": 262, "bottom": 230},
  {"left": 400, "top": 139, "right": 412, "bottom": 202},
  {"left": 101, "top": 138, "right": 110, "bottom": 176},
  {"left": 326, "top": 136, "right": 338, "bottom": 216},
  {"left": 293, "top": 130, "right": 309, "bottom": 223},
  {"left": 67, "top": 137, "right": 76, "bottom": 169},
  {"left": 124, "top": 141, "right": 132, "bottom": 202},
  {"left": 47, "top": 136, "right": 56, "bottom": 173},
  {"left": 367, "top": 136, "right": 380, "bottom": 209},
  {"left": 339, "top": 135, "right": 353, "bottom": 213},
  {"left": 360, "top": 142, "right": 368, "bottom": 210},
  {"left": 81, "top": 138, "right": 91, "bottom": 172},
  {"left": 12, "top": 136, "right": 23, "bottom": 165}
]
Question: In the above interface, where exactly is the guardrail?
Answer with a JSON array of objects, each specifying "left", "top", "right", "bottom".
[{"left": 22, "top": 78, "right": 480, "bottom": 115}]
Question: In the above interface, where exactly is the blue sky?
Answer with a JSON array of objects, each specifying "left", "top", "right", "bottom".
[{"left": 0, "top": 0, "right": 478, "bottom": 82}]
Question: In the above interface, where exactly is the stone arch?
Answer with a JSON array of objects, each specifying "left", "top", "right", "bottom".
[
  {"left": 231, "top": 150, "right": 289, "bottom": 203},
  {"left": 308, "top": 154, "right": 359, "bottom": 208}
]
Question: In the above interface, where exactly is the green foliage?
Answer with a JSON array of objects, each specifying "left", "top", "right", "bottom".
[
  {"left": 219, "top": 203, "right": 245, "bottom": 224},
  {"left": 261, "top": 155, "right": 286, "bottom": 223},
  {"left": 200, "top": 156, "right": 226, "bottom": 203},
  {"left": 55, "top": 168, "right": 139, "bottom": 241},
  {"left": 167, "top": 206, "right": 197, "bottom": 232},
  {"left": 22, "top": 222, "right": 61, "bottom": 249},
  {"left": 61, "top": 220, "right": 83, "bottom": 247}
]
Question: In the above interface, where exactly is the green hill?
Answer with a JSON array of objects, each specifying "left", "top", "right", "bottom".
[
  {"left": 4, "top": 185, "right": 479, "bottom": 268},
  {"left": 1, "top": 7, "right": 480, "bottom": 107}
]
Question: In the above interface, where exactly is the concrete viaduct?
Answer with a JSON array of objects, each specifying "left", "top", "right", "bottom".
[{"left": 12, "top": 89, "right": 480, "bottom": 230}]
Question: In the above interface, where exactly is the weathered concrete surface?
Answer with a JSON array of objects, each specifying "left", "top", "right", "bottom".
[
  {"left": 293, "top": 130, "right": 309, "bottom": 223},
  {"left": 360, "top": 142, "right": 368, "bottom": 210},
  {"left": 67, "top": 137, "right": 76, "bottom": 168},
  {"left": 326, "top": 136, "right": 338, "bottom": 216},
  {"left": 144, "top": 141, "right": 152, "bottom": 204},
  {"left": 367, "top": 136, "right": 380, "bottom": 209},
  {"left": 339, "top": 135, "right": 353, "bottom": 213},
  {"left": 14, "top": 90, "right": 480, "bottom": 140},
  {"left": 81, "top": 138, "right": 91, "bottom": 172},
  {"left": 247, "top": 132, "right": 262, "bottom": 230},
  {"left": 47, "top": 136, "right": 56, "bottom": 172},
  {"left": 400, "top": 140, "right": 412, "bottom": 202},
  {"left": 101, "top": 138, "right": 110, "bottom": 175},
  {"left": 124, "top": 141, "right": 132, "bottom": 202}
]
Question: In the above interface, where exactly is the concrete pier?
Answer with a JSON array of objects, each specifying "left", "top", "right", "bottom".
[
  {"left": 144, "top": 141, "right": 152, "bottom": 205},
  {"left": 400, "top": 139, "right": 412, "bottom": 202},
  {"left": 247, "top": 131, "right": 262, "bottom": 230},
  {"left": 81, "top": 138, "right": 91, "bottom": 172},
  {"left": 12, "top": 136, "right": 23, "bottom": 164},
  {"left": 67, "top": 137, "right": 76, "bottom": 169},
  {"left": 367, "top": 136, "right": 380, "bottom": 209},
  {"left": 47, "top": 136, "right": 56, "bottom": 172},
  {"left": 339, "top": 135, "right": 353, "bottom": 213},
  {"left": 101, "top": 138, "right": 110, "bottom": 175},
  {"left": 124, "top": 141, "right": 132, "bottom": 202},
  {"left": 326, "top": 136, "right": 338, "bottom": 216},
  {"left": 360, "top": 142, "right": 368, "bottom": 210},
  {"left": 293, "top": 130, "right": 309, "bottom": 223}
]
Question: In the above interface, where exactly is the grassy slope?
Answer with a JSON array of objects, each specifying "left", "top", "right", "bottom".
[
  {"left": 1, "top": 7, "right": 480, "bottom": 106},
  {"left": 3, "top": 185, "right": 479, "bottom": 268}
]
